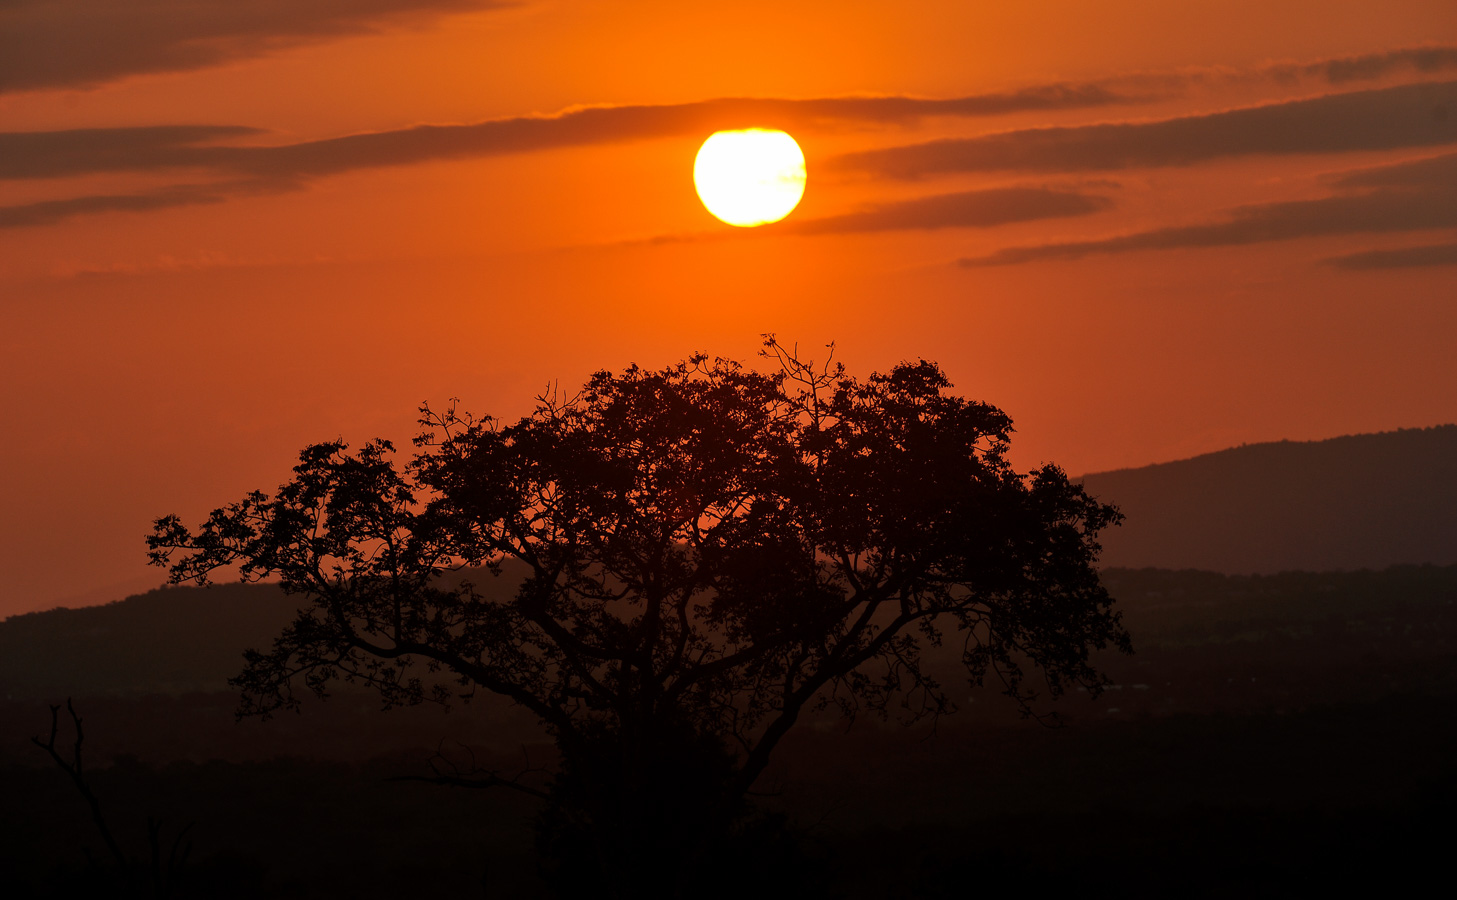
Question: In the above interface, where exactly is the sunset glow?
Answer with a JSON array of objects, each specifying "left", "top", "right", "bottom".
[
  {"left": 0, "top": 1, "right": 1454, "bottom": 617},
  {"left": 693, "top": 129, "right": 807, "bottom": 227},
  {"left": 6, "top": 6, "right": 1457, "bottom": 894}
]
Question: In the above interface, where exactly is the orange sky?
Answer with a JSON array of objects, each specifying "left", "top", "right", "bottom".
[{"left": 3, "top": 0, "right": 1456, "bottom": 616}]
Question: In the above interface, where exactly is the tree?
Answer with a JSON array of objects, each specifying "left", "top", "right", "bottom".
[{"left": 147, "top": 338, "right": 1130, "bottom": 898}]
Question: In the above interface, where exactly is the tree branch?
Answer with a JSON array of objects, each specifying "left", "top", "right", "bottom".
[{"left": 31, "top": 699, "right": 129, "bottom": 873}]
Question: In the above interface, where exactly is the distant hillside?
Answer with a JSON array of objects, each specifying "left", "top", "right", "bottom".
[
  {"left": 0, "top": 582, "right": 299, "bottom": 699},
  {"left": 1080, "top": 425, "right": 1457, "bottom": 574}
]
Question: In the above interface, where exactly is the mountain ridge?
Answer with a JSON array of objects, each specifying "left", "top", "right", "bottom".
[
  {"left": 1079, "top": 424, "right": 1456, "bottom": 478},
  {"left": 1079, "top": 423, "right": 1457, "bottom": 574}
]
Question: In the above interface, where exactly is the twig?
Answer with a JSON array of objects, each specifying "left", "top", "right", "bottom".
[{"left": 386, "top": 740, "right": 551, "bottom": 801}]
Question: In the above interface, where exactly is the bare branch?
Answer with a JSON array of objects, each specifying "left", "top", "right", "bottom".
[{"left": 31, "top": 699, "right": 129, "bottom": 872}]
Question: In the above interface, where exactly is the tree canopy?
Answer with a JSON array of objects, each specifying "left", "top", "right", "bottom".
[{"left": 147, "top": 338, "right": 1129, "bottom": 896}]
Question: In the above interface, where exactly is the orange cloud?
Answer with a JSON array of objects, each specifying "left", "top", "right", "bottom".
[
  {"left": 839, "top": 80, "right": 1457, "bottom": 177},
  {"left": 0, "top": 0, "right": 506, "bottom": 93},
  {"left": 961, "top": 152, "right": 1457, "bottom": 265}
]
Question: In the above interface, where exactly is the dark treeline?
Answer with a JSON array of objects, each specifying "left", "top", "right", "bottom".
[
  {"left": 5, "top": 563, "right": 1454, "bottom": 716},
  {"left": 3, "top": 564, "right": 1455, "bottom": 896}
]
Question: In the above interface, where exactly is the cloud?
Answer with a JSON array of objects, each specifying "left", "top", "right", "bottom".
[
  {"left": 838, "top": 80, "right": 1457, "bottom": 178},
  {"left": 0, "top": 88, "right": 1139, "bottom": 229},
  {"left": 10, "top": 52, "right": 1457, "bottom": 184},
  {"left": 6, "top": 4, "right": 1450, "bottom": 101},
  {"left": 8, "top": 48, "right": 1457, "bottom": 230},
  {"left": 1326, "top": 242, "right": 1457, "bottom": 269},
  {"left": 0, "top": 125, "right": 263, "bottom": 179},
  {"left": 0, "top": 90, "right": 1139, "bottom": 184},
  {"left": 960, "top": 152, "right": 1457, "bottom": 266},
  {"left": 784, "top": 187, "right": 1112, "bottom": 235},
  {"left": 0, "top": 186, "right": 228, "bottom": 229},
  {"left": 217, "top": 96, "right": 1129, "bottom": 183},
  {"left": 0, "top": 0, "right": 503, "bottom": 94},
  {"left": 1330, "top": 150, "right": 1457, "bottom": 188},
  {"left": 1270, "top": 45, "right": 1457, "bottom": 85},
  {"left": 0, "top": 179, "right": 292, "bottom": 228},
  {"left": 8, "top": 3, "right": 1449, "bottom": 101}
]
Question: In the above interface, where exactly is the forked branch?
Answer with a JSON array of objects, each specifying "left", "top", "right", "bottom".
[
  {"left": 32, "top": 699, "right": 195, "bottom": 899},
  {"left": 31, "top": 698, "right": 128, "bottom": 872}
]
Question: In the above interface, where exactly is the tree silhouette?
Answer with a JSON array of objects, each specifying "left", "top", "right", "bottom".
[{"left": 147, "top": 338, "right": 1129, "bottom": 898}]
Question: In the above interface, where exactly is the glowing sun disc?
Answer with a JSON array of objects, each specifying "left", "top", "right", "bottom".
[{"left": 694, "top": 129, "right": 806, "bottom": 227}]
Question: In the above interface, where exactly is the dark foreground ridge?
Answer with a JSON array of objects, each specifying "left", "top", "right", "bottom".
[
  {"left": 2, "top": 564, "right": 1455, "bottom": 896},
  {"left": 1080, "top": 424, "right": 1457, "bottom": 573}
]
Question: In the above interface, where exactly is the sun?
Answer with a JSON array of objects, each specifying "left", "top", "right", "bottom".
[{"left": 693, "top": 129, "right": 806, "bottom": 227}]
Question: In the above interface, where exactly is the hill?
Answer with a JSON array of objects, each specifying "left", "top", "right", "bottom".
[
  {"left": 0, "top": 582, "right": 299, "bottom": 699},
  {"left": 1079, "top": 425, "right": 1457, "bottom": 573}
]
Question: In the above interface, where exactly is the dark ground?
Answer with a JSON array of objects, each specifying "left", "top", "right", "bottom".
[{"left": 3, "top": 565, "right": 1455, "bottom": 897}]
